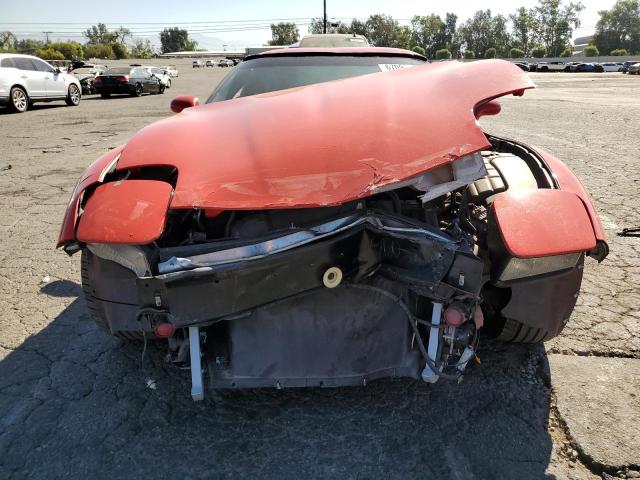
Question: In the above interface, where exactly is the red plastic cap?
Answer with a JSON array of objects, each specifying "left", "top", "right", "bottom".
[
  {"left": 444, "top": 306, "right": 465, "bottom": 327},
  {"left": 154, "top": 323, "right": 176, "bottom": 338}
]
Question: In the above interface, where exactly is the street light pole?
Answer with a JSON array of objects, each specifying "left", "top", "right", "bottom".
[{"left": 323, "top": 0, "right": 327, "bottom": 34}]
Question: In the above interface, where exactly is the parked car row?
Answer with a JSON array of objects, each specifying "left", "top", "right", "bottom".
[
  {"left": 75, "top": 63, "right": 175, "bottom": 98},
  {"left": 0, "top": 54, "right": 181, "bottom": 112},
  {"left": 514, "top": 60, "right": 640, "bottom": 73},
  {"left": 193, "top": 58, "right": 239, "bottom": 68},
  {"left": 94, "top": 66, "right": 166, "bottom": 98}
]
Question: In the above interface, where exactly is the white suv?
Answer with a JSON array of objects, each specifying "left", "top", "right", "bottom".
[{"left": 0, "top": 53, "right": 82, "bottom": 113}]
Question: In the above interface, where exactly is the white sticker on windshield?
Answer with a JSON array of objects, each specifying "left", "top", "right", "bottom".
[{"left": 378, "top": 64, "right": 417, "bottom": 72}]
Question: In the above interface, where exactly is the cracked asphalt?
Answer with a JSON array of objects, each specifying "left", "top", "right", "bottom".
[{"left": 1, "top": 61, "right": 639, "bottom": 479}]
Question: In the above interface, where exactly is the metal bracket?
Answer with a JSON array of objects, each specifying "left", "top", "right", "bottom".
[
  {"left": 189, "top": 326, "right": 204, "bottom": 401},
  {"left": 421, "top": 302, "right": 442, "bottom": 383}
]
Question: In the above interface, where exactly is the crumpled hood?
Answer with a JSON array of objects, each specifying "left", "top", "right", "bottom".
[{"left": 117, "top": 59, "right": 534, "bottom": 210}]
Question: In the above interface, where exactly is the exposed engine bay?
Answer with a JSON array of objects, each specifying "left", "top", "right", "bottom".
[{"left": 79, "top": 135, "right": 601, "bottom": 399}]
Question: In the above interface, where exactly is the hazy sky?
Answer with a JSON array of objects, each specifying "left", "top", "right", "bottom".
[{"left": 0, "top": 0, "right": 615, "bottom": 47}]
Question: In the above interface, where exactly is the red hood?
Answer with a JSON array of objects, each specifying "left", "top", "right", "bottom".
[{"left": 115, "top": 59, "right": 533, "bottom": 210}]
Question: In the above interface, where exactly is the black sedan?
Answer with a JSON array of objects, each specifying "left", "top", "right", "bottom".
[{"left": 94, "top": 67, "right": 164, "bottom": 98}]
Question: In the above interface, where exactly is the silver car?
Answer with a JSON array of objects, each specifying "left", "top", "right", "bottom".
[
  {"left": 142, "top": 66, "right": 172, "bottom": 88},
  {"left": 0, "top": 53, "right": 82, "bottom": 113}
]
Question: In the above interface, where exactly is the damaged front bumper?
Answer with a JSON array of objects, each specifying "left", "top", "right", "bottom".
[
  {"left": 129, "top": 213, "right": 483, "bottom": 328},
  {"left": 87, "top": 212, "right": 484, "bottom": 398}
]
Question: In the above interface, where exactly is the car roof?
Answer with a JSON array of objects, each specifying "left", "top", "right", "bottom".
[
  {"left": 0, "top": 53, "right": 38, "bottom": 60},
  {"left": 245, "top": 47, "right": 426, "bottom": 61}
]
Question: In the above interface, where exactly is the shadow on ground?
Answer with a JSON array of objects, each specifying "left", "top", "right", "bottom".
[{"left": 0, "top": 282, "right": 555, "bottom": 479}]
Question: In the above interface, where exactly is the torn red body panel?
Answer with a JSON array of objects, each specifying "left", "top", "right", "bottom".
[
  {"left": 76, "top": 180, "right": 173, "bottom": 244},
  {"left": 115, "top": 59, "right": 534, "bottom": 210},
  {"left": 57, "top": 145, "right": 125, "bottom": 247},
  {"left": 491, "top": 190, "right": 597, "bottom": 258},
  {"left": 531, "top": 146, "right": 606, "bottom": 243}
]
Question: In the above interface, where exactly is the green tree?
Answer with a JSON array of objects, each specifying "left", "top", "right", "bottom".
[
  {"left": 510, "top": 47, "right": 525, "bottom": 58},
  {"left": 583, "top": 45, "right": 599, "bottom": 56},
  {"left": 160, "top": 27, "right": 198, "bottom": 53},
  {"left": 464, "top": 49, "right": 475, "bottom": 59},
  {"left": 435, "top": 48, "right": 452, "bottom": 59},
  {"left": 131, "top": 39, "right": 155, "bottom": 58},
  {"left": 112, "top": 27, "right": 131, "bottom": 44},
  {"left": 611, "top": 48, "right": 629, "bottom": 55},
  {"left": 349, "top": 19, "right": 368, "bottom": 37},
  {"left": 510, "top": 7, "right": 537, "bottom": 56},
  {"left": 269, "top": 22, "right": 299, "bottom": 45},
  {"left": 458, "top": 10, "right": 511, "bottom": 58},
  {"left": 49, "top": 41, "right": 83, "bottom": 59},
  {"left": 560, "top": 46, "right": 573, "bottom": 56},
  {"left": 111, "top": 42, "right": 129, "bottom": 59},
  {"left": 15, "top": 38, "right": 45, "bottom": 53},
  {"left": 594, "top": 0, "right": 640, "bottom": 55},
  {"left": 84, "top": 43, "right": 116, "bottom": 60},
  {"left": 394, "top": 26, "right": 412, "bottom": 49},
  {"left": 533, "top": 0, "right": 585, "bottom": 57},
  {"left": 35, "top": 47, "right": 65, "bottom": 60},
  {"left": 308, "top": 18, "right": 350, "bottom": 34},
  {"left": 531, "top": 45, "right": 547, "bottom": 57},
  {"left": 443, "top": 13, "right": 459, "bottom": 54},
  {"left": 485, "top": 47, "right": 497, "bottom": 58},
  {"left": 84, "top": 23, "right": 116, "bottom": 44},
  {"left": 411, "top": 14, "right": 446, "bottom": 58},
  {"left": 0, "top": 31, "right": 17, "bottom": 51},
  {"left": 411, "top": 45, "right": 426, "bottom": 56},
  {"left": 365, "top": 14, "right": 403, "bottom": 47}
]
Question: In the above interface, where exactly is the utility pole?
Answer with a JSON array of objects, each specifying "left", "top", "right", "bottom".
[
  {"left": 323, "top": 0, "right": 327, "bottom": 34},
  {"left": 43, "top": 31, "right": 52, "bottom": 44}
]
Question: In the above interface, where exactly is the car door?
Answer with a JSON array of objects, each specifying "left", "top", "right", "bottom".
[
  {"left": 12, "top": 57, "right": 48, "bottom": 98},
  {"left": 32, "top": 58, "right": 66, "bottom": 97},
  {"left": 130, "top": 68, "right": 145, "bottom": 92},
  {"left": 147, "top": 68, "right": 161, "bottom": 93},
  {"left": 151, "top": 68, "right": 164, "bottom": 86}
]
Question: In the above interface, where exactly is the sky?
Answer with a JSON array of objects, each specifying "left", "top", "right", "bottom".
[{"left": 0, "top": 0, "right": 615, "bottom": 48}]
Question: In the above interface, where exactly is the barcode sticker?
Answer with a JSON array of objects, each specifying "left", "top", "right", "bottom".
[{"left": 378, "top": 64, "right": 417, "bottom": 72}]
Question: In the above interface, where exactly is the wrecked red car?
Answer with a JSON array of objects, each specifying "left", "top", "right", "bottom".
[{"left": 58, "top": 48, "right": 608, "bottom": 400}]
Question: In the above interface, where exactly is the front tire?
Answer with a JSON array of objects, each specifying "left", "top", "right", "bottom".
[
  {"left": 495, "top": 318, "right": 555, "bottom": 343},
  {"left": 65, "top": 84, "right": 81, "bottom": 106},
  {"left": 9, "top": 86, "right": 28, "bottom": 113}
]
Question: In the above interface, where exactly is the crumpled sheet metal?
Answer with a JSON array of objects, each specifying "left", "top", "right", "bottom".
[{"left": 117, "top": 59, "right": 534, "bottom": 211}]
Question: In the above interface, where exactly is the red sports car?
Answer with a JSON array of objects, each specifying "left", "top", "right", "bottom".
[{"left": 58, "top": 48, "right": 608, "bottom": 400}]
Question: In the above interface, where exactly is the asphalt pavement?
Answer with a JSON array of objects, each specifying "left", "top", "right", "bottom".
[{"left": 1, "top": 60, "right": 638, "bottom": 479}]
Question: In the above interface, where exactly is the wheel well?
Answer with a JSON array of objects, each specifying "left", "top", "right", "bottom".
[{"left": 10, "top": 84, "right": 28, "bottom": 96}]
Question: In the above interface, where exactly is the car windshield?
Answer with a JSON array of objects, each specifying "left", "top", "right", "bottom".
[
  {"left": 105, "top": 67, "right": 131, "bottom": 75},
  {"left": 73, "top": 67, "right": 95, "bottom": 74},
  {"left": 207, "top": 54, "right": 425, "bottom": 103}
]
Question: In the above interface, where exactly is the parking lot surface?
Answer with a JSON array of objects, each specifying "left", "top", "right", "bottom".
[{"left": 1, "top": 61, "right": 639, "bottom": 479}]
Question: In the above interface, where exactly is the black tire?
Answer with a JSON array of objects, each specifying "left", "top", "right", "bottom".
[
  {"left": 496, "top": 318, "right": 555, "bottom": 343},
  {"left": 9, "top": 86, "right": 28, "bottom": 113},
  {"left": 133, "top": 83, "right": 143, "bottom": 97},
  {"left": 159, "top": 85, "right": 165, "bottom": 94},
  {"left": 81, "top": 250, "right": 145, "bottom": 341},
  {"left": 65, "top": 84, "right": 81, "bottom": 106},
  {"left": 540, "top": 66, "right": 549, "bottom": 72},
  {"left": 101, "top": 92, "right": 111, "bottom": 98}
]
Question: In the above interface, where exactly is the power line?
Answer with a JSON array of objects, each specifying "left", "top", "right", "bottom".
[{"left": 0, "top": 17, "right": 315, "bottom": 26}]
